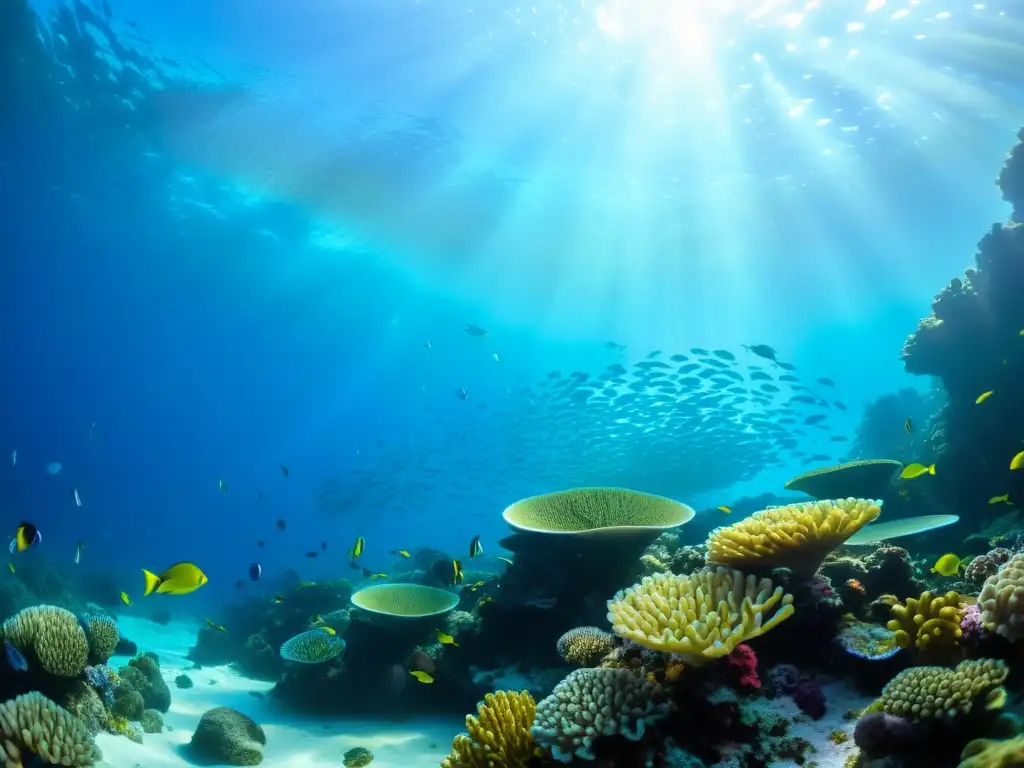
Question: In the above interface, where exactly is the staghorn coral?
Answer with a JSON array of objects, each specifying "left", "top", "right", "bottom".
[
  {"left": 0, "top": 691, "right": 102, "bottom": 767},
  {"left": 279, "top": 629, "right": 344, "bottom": 663},
  {"left": 706, "top": 498, "right": 881, "bottom": 576},
  {"left": 960, "top": 734, "right": 1024, "bottom": 768},
  {"left": 189, "top": 707, "right": 266, "bottom": 766},
  {"left": 607, "top": 568, "right": 794, "bottom": 665},
  {"left": 887, "top": 590, "right": 965, "bottom": 655},
  {"left": 555, "top": 626, "right": 615, "bottom": 667},
  {"left": 81, "top": 613, "right": 119, "bottom": 665},
  {"left": 441, "top": 690, "right": 541, "bottom": 768},
  {"left": 979, "top": 552, "right": 1024, "bottom": 641},
  {"left": 531, "top": 667, "right": 668, "bottom": 763},
  {"left": 876, "top": 659, "right": 1007, "bottom": 722},
  {"left": 1, "top": 605, "right": 89, "bottom": 677}
]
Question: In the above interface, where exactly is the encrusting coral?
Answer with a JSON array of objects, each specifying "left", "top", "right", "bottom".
[
  {"left": 607, "top": 568, "right": 794, "bottom": 665},
  {"left": 874, "top": 659, "right": 1008, "bottom": 722},
  {"left": 0, "top": 691, "right": 102, "bottom": 767},
  {"left": 531, "top": 667, "right": 668, "bottom": 763},
  {"left": 886, "top": 590, "right": 965, "bottom": 655},
  {"left": 979, "top": 552, "right": 1024, "bottom": 641},
  {"left": 441, "top": 690, "right": 541, "bottom": 768},
  {"left": 0, "top": 605, "right": 89, "bottom": 677},
  {"left": 705, "top": 497, "right": 881, "bottom": 576},
  {"left": 555, "top": 626, "right": 615, "bottom": 667}
]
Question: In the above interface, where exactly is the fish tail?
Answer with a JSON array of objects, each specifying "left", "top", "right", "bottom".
[
  {"left": 141, "top": 569, "right": 162, "bottom": 597},
  {"left": 928, "top": 464, "right": 936, "bottom": 475}
]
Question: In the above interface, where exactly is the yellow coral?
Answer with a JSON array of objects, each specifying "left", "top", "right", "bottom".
[
  {"left": 959, "top": 735, "right": 1024, "bottom": 768},
  {"left": 84, "top": 615, "right": 120, "bottom": 665},
  {"left": 441, "top": 690, "right": 541, "bottom": 768},
  {"left": 877, "top": 659, "right": 1007, "bottom": 722},
  {"left": 886, "top": 591, "right": 964, "bottom": 655},
  {"left": 606, "top": 567, "right": 794, "bottom": 665},
  {"left": 979, "top": 552, "right": 1024, "bottom": 641},
  {"left": 705, "top": 498, "right": 880, "bottom": 576},
  {"left": 639, "top": 554, "right": 669, "bottom": 576},
  {"left": 556, "top": 627, "right": 614, "bottom": 667},
  {"left": 1, "top": 605, "right": 89, "bottom": 677},
  {"left": 0, "top": 691, "right": 102, "bottom": 766}
]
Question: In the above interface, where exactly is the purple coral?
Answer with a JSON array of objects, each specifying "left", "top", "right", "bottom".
[
  {"left": 959, "top": 603, "right": 985, "bottom": 647},
  {"left": 85, "top": 664, "right": 116, "bottom": 707},
  {"left": 854, "top": 711, "right": 922, "bottom": 757},
  {"left": 767, "top": 665, "right": 826, "bottom": 719},
  {"left": 965, "top": 548, "right": 1011, "bottom": 585}
]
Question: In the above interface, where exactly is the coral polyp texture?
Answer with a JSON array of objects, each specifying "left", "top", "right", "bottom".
[
  {"left": 783, "top": 460, "right": 902, "bottom": 501},
  {"left": 279, "top": 630, "right": 345, "bottom": 663},
  {"left": 979, "top": 552, "right": 1024, "bottom": 641},
  {"left": 606, "top": 568, "right": 794, "bottom": 665},
  {"left": 0, "top": 691, "right": 102, "bottom": 767},
  {"left": 876, "top": 659, "right": 1008, "bottom": 722},
  {"left": 1, "top": 605, "right": 90, "bottom": 677},
  {"left": 531, "top": 667, "right": 668, "bottom": 763},
  {"left": 960, "top": 735, "right": 1024, "bottom": 768},
  {"left": 706, "top": 497, "right": 881, "bottom": 576},
  {"left": 81, "top": 613, "right": 120, "bottom": 666},
  {"left": 501, "top": 487, "right": 694, "bottom": 535},
  {"left": 886, "top": 590, "right": 965, "bottom": 655},
  {"left": 350, "top": 583, "right": 459, "bottom": 618},
  {"left": 556, "top": 626, "right": 615, "bottom": 667},
  {"left": 441, "top": 690, "right": 541, "bottom": 768}
]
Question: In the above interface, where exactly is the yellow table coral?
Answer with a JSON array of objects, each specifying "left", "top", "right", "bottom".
[
  {"left": 441, "top": 690, "right": 542, "bottom": 768},
  {"left": 606, "top": 568, "right": 794, "bottom": 665},
  {"left": 705, "top": 498, "right": 880, "bottom": 576},
  {"left": 886, "top": 591, "right": 964, "bottom": 655}
]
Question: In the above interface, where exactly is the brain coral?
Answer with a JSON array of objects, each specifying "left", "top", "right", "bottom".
[
  {"left": 532, "top": 667, "right": 668, "bottom": 762},
  {"left": 82, "top": 614, "right": 120, "bottom": 665},
  {"left": 279, "top": 630, "right": 344, "bottom": 663},
  {"left": 607, "top": 568, "right": 794, "bottom": 665},
  {"left": 441, "top": 690, "right": 540, "bottom": 768},
  {"left": 350, "top": 583, "right": 459, "bottom": 618},
  {"left": 189, "top": 707, "right": 266, "bottom": 766},
  {"left": 556, "top": 626, "right": 615, "bottom": 667},
  {"left": 502, "top": 487, "right": 694, "bottom": 535},
  {"left": 783, "top": 460, "right": 902, "bottom": 501},
  {"left": 706, "top": 497, "right": 881, "bottom": 576},
  {"left": 0, "top": 691, "right": 102, "bottom": 767},
  {"left": 877, "top": 659, "right": 1007, "bottom": 721},
  {"left": 1, "top": 605, "right": 89, "bottom": 677},
  {"left": 886, "top": 591, "right": 964, "bottom": 655},
  {"left": 979, "top": 552, "right": 1024, "bottom": 641}
]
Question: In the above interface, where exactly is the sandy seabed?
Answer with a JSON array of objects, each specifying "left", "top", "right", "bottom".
[{"left": 95, "top": 616, "right": 462, "bottom": 768}]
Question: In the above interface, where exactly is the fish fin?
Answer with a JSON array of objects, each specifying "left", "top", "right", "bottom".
[{"left": 141, "top": 569, "right": 162, "bottom": 597}]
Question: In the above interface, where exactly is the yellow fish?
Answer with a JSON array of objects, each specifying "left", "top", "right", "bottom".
[
  {"left": 6, "top": 563, "right": 13, "bottom": 575},
  {"left": 370, "top": 573, "right": 390, "bottom": 580},
  {"left": 391, "top": 549, "right": 410, "bottom": 558},
  {"left": 120, "top": 592, "right": 131, "bottom": 606},
  {"left": 1012, "top": 451, "right": 1024, "bottom": 471},
  {"left": 930, "top": 553, "right": 964, "bottom": 577},
  {"left": 989, "top": 494, "right": 1011, "bottom": 505},
  {"left": 320, "top": 626, "right": 337, "bottom": 636},
  {"left": 142, "top": 562, "right": 209, "bottom": 596},
  {"left": 478, "top": 596, "right": 495, "bottom": 607},
  {"left": 451, "top": 559, "right": 464, "bottom": 586},
  {"left": 976, "top": 391, "right": 994, "bottom": 404},
  {"left": 436, "top": 630, "right": 458, "bottom": 647},
  {"left": 347, "top": 537, "right": 365, "bottom": 560},
  {"left": 409, "top": 670, "right": 434, "bottom": 684},
  {"left": 717, "top": 505, "right": 732, "bottom": 514},
  {"left": 900, "top": 463, "right": 935, "bottom": 480},
  {"left": 204, "top": 618, "right": 227, "bottom": 632}
]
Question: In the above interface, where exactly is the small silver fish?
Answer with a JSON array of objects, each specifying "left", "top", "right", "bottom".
[
  {"left": 491, "top": 352, "right": 500, "bottom": 363},
  {"left": 74, "top": 540, "right": 82, "bottom": 565},
  {"left": 72, "top": 488, "right": 82, "bottom": 507},
  {"left": 10, "top": 450, "right": 15, "bottom": 467}
]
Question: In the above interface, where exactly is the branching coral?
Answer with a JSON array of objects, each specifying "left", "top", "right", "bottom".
[
  {"left": 607, "top": 568, "right": 794, "bottom": 665},
  {"left": 979, "top": 552, "right": 1024, "bottom": 641},
  {"left": 531, "top": 668, "right": 668, "bottom": 763},
  {"left": 875, "top": 659, "right": 1007, "bottom": 722},
  {"left": 0, "top": 691, "right": 102, "bottom": 766},
  {"left": 1, "top": 605, "right": 89, "bottom": 677},
  {"left": 441, "top": 690, "right": 541, "bottom": 768},
  {"left": 886, "top": 590, "right": 965, "bottom": 655},
  {"left": 556, "top": 627, "right": 615, "bottom": 667},
  {"left": 706, "top": 498, "right": 881, "bottom": 576}
]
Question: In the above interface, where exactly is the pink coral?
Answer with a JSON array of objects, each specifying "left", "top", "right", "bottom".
[{"left": 723, "top": 644, "right": 760, "bottom": 690}]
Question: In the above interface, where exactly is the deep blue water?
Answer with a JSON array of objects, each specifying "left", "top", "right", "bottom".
[{"left": 2, "top": 0, "right": 1024, "bottom": 614}]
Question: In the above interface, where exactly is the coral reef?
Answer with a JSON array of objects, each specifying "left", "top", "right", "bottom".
[
  {"left": 875, "top": 659, "right": 1007, "bottom": 721},
  {"left": 0, "top": 691, "right": 102, "bottom": 767},
  {"left": 140, "top": 709, "right": 164, "bottom": 734},
  {"left": 117, "top": 654, "right": 171, "bottom": 713},
  {"left": 783, "top": 461, "right": 902, "bottom": 501},
  {"left": 959, "top": 734, "right": 1024, "bottom": 768},
  {"left": 189, "top": 707, "right": 266, "bottom": 766},
  {"left": 1, "top": 604, "right": 89, "bottom": 677},
  {"left": 555, "top": 626, "right": 615, "bottom": 667},
  {"left": 279, "top": 629, "right": 345, "bottom": 663},
  {"left": 607, "top": 568, "right": 794, "bottom": 664},
  {"left": 441, "top": 690, "right": 540, "bottom": 768},
  {"left": 887, "top": 590, "right": 965, "bottom": 656},
  {"left": 966, "top": 548, "right": 1013, "bottom": 585},
  {"left": 81, "top": 613, "right": 119, "bottom": 666},
  {"left": 350, "top": 583, "right": 460, "bottom": 617},
  {"left": 979, "top": 552, "right": 1024, "bottom": 641},
  {"left": 502, "top": 487, "right": 693, "bottom": 535}
]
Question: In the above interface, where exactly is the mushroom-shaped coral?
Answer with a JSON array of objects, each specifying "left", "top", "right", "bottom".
[
  {"left": 81, "top": 613, "right": 120, "bottom": 666},
  {"left": 0, "top": 691, "right": 102, "bottom": 767},
  {"left": 279, "top": 630, "right": 345, "bottom": 664},
  {"left": 531, "top": 667, "right": 668, "bottom": 763},
  {"left": 350, "top": 584, "right": 459, "bottom": 618},
  {"left": 706, "top": 498, "right": 880, "bottom": 576},
  {"left": 606, "top": 568, "right": 794, "bottom": 666},
  {"left": 556, "top": 627, "right": 615, "bottom": 667},
  {"left": 846, "top": 514, "right": 960, "bottom": 546},
  {"left": 189, "top": 707, "right": 266, "bottom": 766},
  {"left": 887, "top": 591, "right": 965, "bottom": 655},
  {"left": 441, "top": 690, "right": 541, "bottom": 768},
  {"left": 876, "top": 659, "right": 1008, "bottom": 722},
  {"left": 502, "top": 487, "right": 693, "bottom": 539},
  {"left": 1, "top": 605, "right": 89, "bottom": 677},
  {"left": 979, "top": 552, "right": 1024, "bottom": 641},
  {"left": 784, "top": 460, "right": 902, "bottom": 501}
]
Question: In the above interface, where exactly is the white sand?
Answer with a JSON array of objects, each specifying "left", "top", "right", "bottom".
[{"left": 96, "top": 616, "right": 462, "bottom": 767}]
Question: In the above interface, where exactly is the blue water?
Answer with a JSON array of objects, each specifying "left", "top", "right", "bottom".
[{"left": 2, "top": 0, "right": 1023, "bottom": 615}]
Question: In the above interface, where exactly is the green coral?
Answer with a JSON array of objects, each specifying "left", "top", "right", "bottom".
[
  {"left": 189, "top": 707, "right": 266, "bottom": 766},
  {"left": 140, "top": 709, "right": 164, "bottom": 734},
  {"left": 960, "top": 735, "right": 1024, "bottom": 768},
  {"left": 117, "top": 653, "right": 171, "bottom": 712},
  {"left": 876, "top": 659, "right": 1008, "bottom": 721},
  {"left": 0, "top": 691, "right": 102, "bottom": 766},
  {"left": 0, "top": 605, "right": 89, "bottom": 676},
  {"left": 107, "top": 714, "right": 144, "bottom": 744},
  {"left": 111, "top": 689, "right": 144, "bottom": 720},
  {"left": 82, "top": 614, "right": 120, "bottom": 665},
  {"left": 64, "top": 682, "right": 108, "bottom": 736}
]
